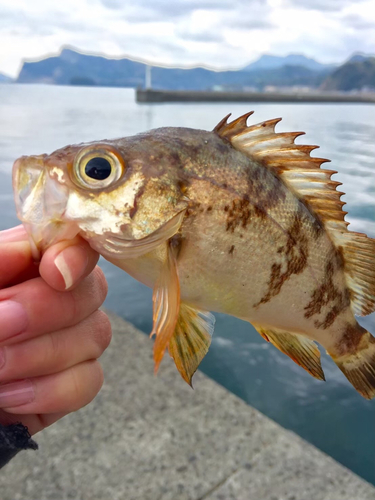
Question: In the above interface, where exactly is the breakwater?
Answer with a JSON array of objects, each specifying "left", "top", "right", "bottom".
[{"left": 137, "top": 88, "right": 375, "bottom": 104}]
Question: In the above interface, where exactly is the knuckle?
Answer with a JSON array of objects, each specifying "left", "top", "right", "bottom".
[
  {"left": 15, "top": 278, "right": 51, "bottom": 311},
  {"left": 68, "top": 365, "right": 83, "bottom": 408},
  {"left": 91, "top": 310, "right": 112, "bottom": 354},
  {"left": 70, "top": 360, "right": 104, "bottom": 410},
  {"left": 66, "top": 286, "right": 80, "bottom": 324},
  {"left": 93, "top": 266, "right": 108, "bottom": 302},
  {"left": 45, "top": 330, "right": 65, "bottom": 364},
  {"left": 93, "top": 361, "right": 104, "bottom": 392},
  {"left": 70, "top": 266, "right": 108, "bottom": 317}
]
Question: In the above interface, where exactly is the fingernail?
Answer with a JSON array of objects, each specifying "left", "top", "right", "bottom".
[
  {"left": 54, "top": 253, "right": 73, "bottom": 289},
  {"left": 54, "top": 246, "right": 88, "bottom": 290},
  {"left": 0, "top": 380, "right": 35, "bottom": 407},
  {"left": 0, "top": 301, "right": 28, "bottom": 341},
  {"left": 0, "top": 225, "right": 27, "bottom": 243}
]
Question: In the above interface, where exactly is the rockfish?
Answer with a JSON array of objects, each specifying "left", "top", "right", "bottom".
[{"left": 12, "top": 112, "right": 375, "bottom": 399}]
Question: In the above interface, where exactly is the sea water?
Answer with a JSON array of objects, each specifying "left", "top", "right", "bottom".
[{"left": 1, "top": 84, "right": 374, "bottom": 484}]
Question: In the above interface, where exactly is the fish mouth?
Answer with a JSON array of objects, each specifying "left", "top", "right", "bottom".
[{"left": 13, "top": 155, "right": 78, "bottom": 260}]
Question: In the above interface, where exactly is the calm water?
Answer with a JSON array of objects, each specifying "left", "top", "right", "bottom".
[{"left": 1, "top": 85, "right": 374, "bottom": 484}]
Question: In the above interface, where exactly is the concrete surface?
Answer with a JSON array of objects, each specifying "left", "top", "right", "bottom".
[{"left": 0, "top": 311, "right": 374, "bottom": 500}]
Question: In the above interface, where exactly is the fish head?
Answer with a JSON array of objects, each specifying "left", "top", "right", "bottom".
[{"left": 13, "top": 136, "right": 188, "bottom": 261}]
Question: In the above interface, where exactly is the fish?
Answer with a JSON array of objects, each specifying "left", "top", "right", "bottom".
[{"left": 12, "top": 112, "right": 375, "bottom": 399}]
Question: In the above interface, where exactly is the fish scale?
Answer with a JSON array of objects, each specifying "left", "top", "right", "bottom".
[{"left": 12, "top": 112, "right": 375, "bottom": 398}]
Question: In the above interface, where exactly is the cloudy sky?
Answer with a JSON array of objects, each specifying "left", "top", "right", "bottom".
[{"left": 1, "top": 0, "right": 374, "bottom": 77}]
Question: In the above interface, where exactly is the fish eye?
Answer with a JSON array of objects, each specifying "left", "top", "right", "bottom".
[
  {"left": 73, "top": 146, "right": 124, "bottom": 189},
  {"left": 85, "top": 157, "right": 112, "bottom": 180}
]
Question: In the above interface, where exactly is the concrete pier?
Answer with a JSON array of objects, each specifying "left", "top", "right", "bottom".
[
  {"left": 136, "top": 88, "right": 375, "bottom": 104},
  {"left": 1, "top": 312, "right": 374, "bottom": 499}
]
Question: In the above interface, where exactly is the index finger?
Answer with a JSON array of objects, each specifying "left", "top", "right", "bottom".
[{"left": 0, "top": 226, "right": 35, "bottom": 288}]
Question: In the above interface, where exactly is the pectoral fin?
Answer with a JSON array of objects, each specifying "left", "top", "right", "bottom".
[
  {"left": 168, "top": 304, "right": 215, "bottom": 386},
  {"left": 254, "top": 325, "right": 325, "bottom": 380},
  {"left": 151, "top": 243, "right": 180, "bottom": 373}
]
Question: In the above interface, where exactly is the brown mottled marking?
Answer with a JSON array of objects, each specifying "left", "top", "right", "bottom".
[
  {"left": 184, "top": 199, "right": 206, "bottom": 219},
  {"left": 226, "top": 198, "right": 251, "bottom": 232},
  {"left": 255, "top": 209, "right": 309, "bottom": 306},
  {"left": 249, "top": 165, "right": 263, "bottom": 182},
  {"left": 305, "top": 261, "right": 336, "bottom": 318},
  {"left": 177, "top": 180, "right": 189, "bottom": 194},
  {"left": 247, "top": 162, "right": 287, "bottom": 210},
  {"left": 170, "top": 151, "right": 181, "bottom": 164},
  {"left": 335, "top": 323, "right": 367, "bottom": 356},
  {"left": 207, "top": 206, "right": 213, "bottom": 212},
  {"left": 335, "top": 246, "right": 345, "bottom": 270},
  {"left": 254, "top": 206, "right": 267, "bottom": 219},
  {"left": 311, "top": 219, "right": 324, "bottom": 238},
  {"left": 304, "top": 257, "right": 351, "bottom": 329},
  {"left": 315, "top": 306, "right": 340, "bottom": 330},
  {"left": 129, "top": 204, "right": 137, "bottom": 218},
  {"left": 229, "top": 245, "right": 235, "bottom": 255},
  {"left": 259, "top": 263, "right": 284, "bottom": 303},
  {"left": 170, "top": 233, "right": 183, "bottom": 258},
  {"left": 129, "top": 184, "right": 146, "bottom": 219},
  {"left": 225, "top": 198, "right": 270, "bottom": 233}
]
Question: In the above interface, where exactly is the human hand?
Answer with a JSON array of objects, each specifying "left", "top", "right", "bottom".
[{"left": 0, "top": 225, "right": 111, "bottom": 435}]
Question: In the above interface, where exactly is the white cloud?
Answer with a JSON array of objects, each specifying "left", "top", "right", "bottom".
[
  {"left": 282, "top": 0, "right": 353, "bottom": 12},
  {"left": 0, "top": 0, "right": 374, "bottom": 77}
]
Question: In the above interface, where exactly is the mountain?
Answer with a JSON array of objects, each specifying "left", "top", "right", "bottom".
[
  {"left": 16, "top": 47, "right": 334, "bottom": 91},
  {"left": 0, "top": 73, "right": 13, "bottom": 83},
  {"left": 243, "top": 54, "right": 335, "bottom": 72},
  {"left": 18, "top": 48, "right": 147, "bottom": 87},
  {"left": 15, "top": 48, "right": 375, "bottom": 92},
  {"left": 321, "top": 57, "right": 375, "bottom": 91},
  {"left": 347, "top": 53, "right": 375, "bottom": 64}
]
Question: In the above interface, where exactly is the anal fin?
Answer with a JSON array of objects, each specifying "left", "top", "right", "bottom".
[
  {"left": 254, "top": 325, "right": 325, "bottom": 380},
  {"left": 168, "top": 304, "right": 215, "bottom": 386}
]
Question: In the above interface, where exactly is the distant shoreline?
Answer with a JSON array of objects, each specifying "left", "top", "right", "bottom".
[{"left": 137, "top": 89, "right": 375, "bottom": 104}]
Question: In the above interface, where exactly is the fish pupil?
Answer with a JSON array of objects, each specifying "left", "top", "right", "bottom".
[{"left": 84, "top": 157, "right": 112, "bottom": 180}]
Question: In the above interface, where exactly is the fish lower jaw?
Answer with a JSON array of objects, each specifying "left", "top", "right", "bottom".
[{"left": 22, "top": 221, "right": 80, "bottom": 261}]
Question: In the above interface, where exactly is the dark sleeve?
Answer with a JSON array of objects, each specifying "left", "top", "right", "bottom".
[{"left": 0, "top": 423, "right": 38, "bottom": 468}]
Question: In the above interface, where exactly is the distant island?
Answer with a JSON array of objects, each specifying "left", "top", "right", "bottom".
[
  {"left": 0, "top": 73, "right": 13, "bottom": 83},
  {"left": 321, "top": 56, "right": 375, "bottom": 92},
  {"left": 3, "top": 47, "right": 375, "bottom": 93}
]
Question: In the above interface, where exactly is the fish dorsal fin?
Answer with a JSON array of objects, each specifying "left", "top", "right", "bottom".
[
  {"left": 214, "top": 112, "right": 375, "bottom": 317},
  {"left": 214, "top": 112, "right": 347, "bottom": 231}
]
